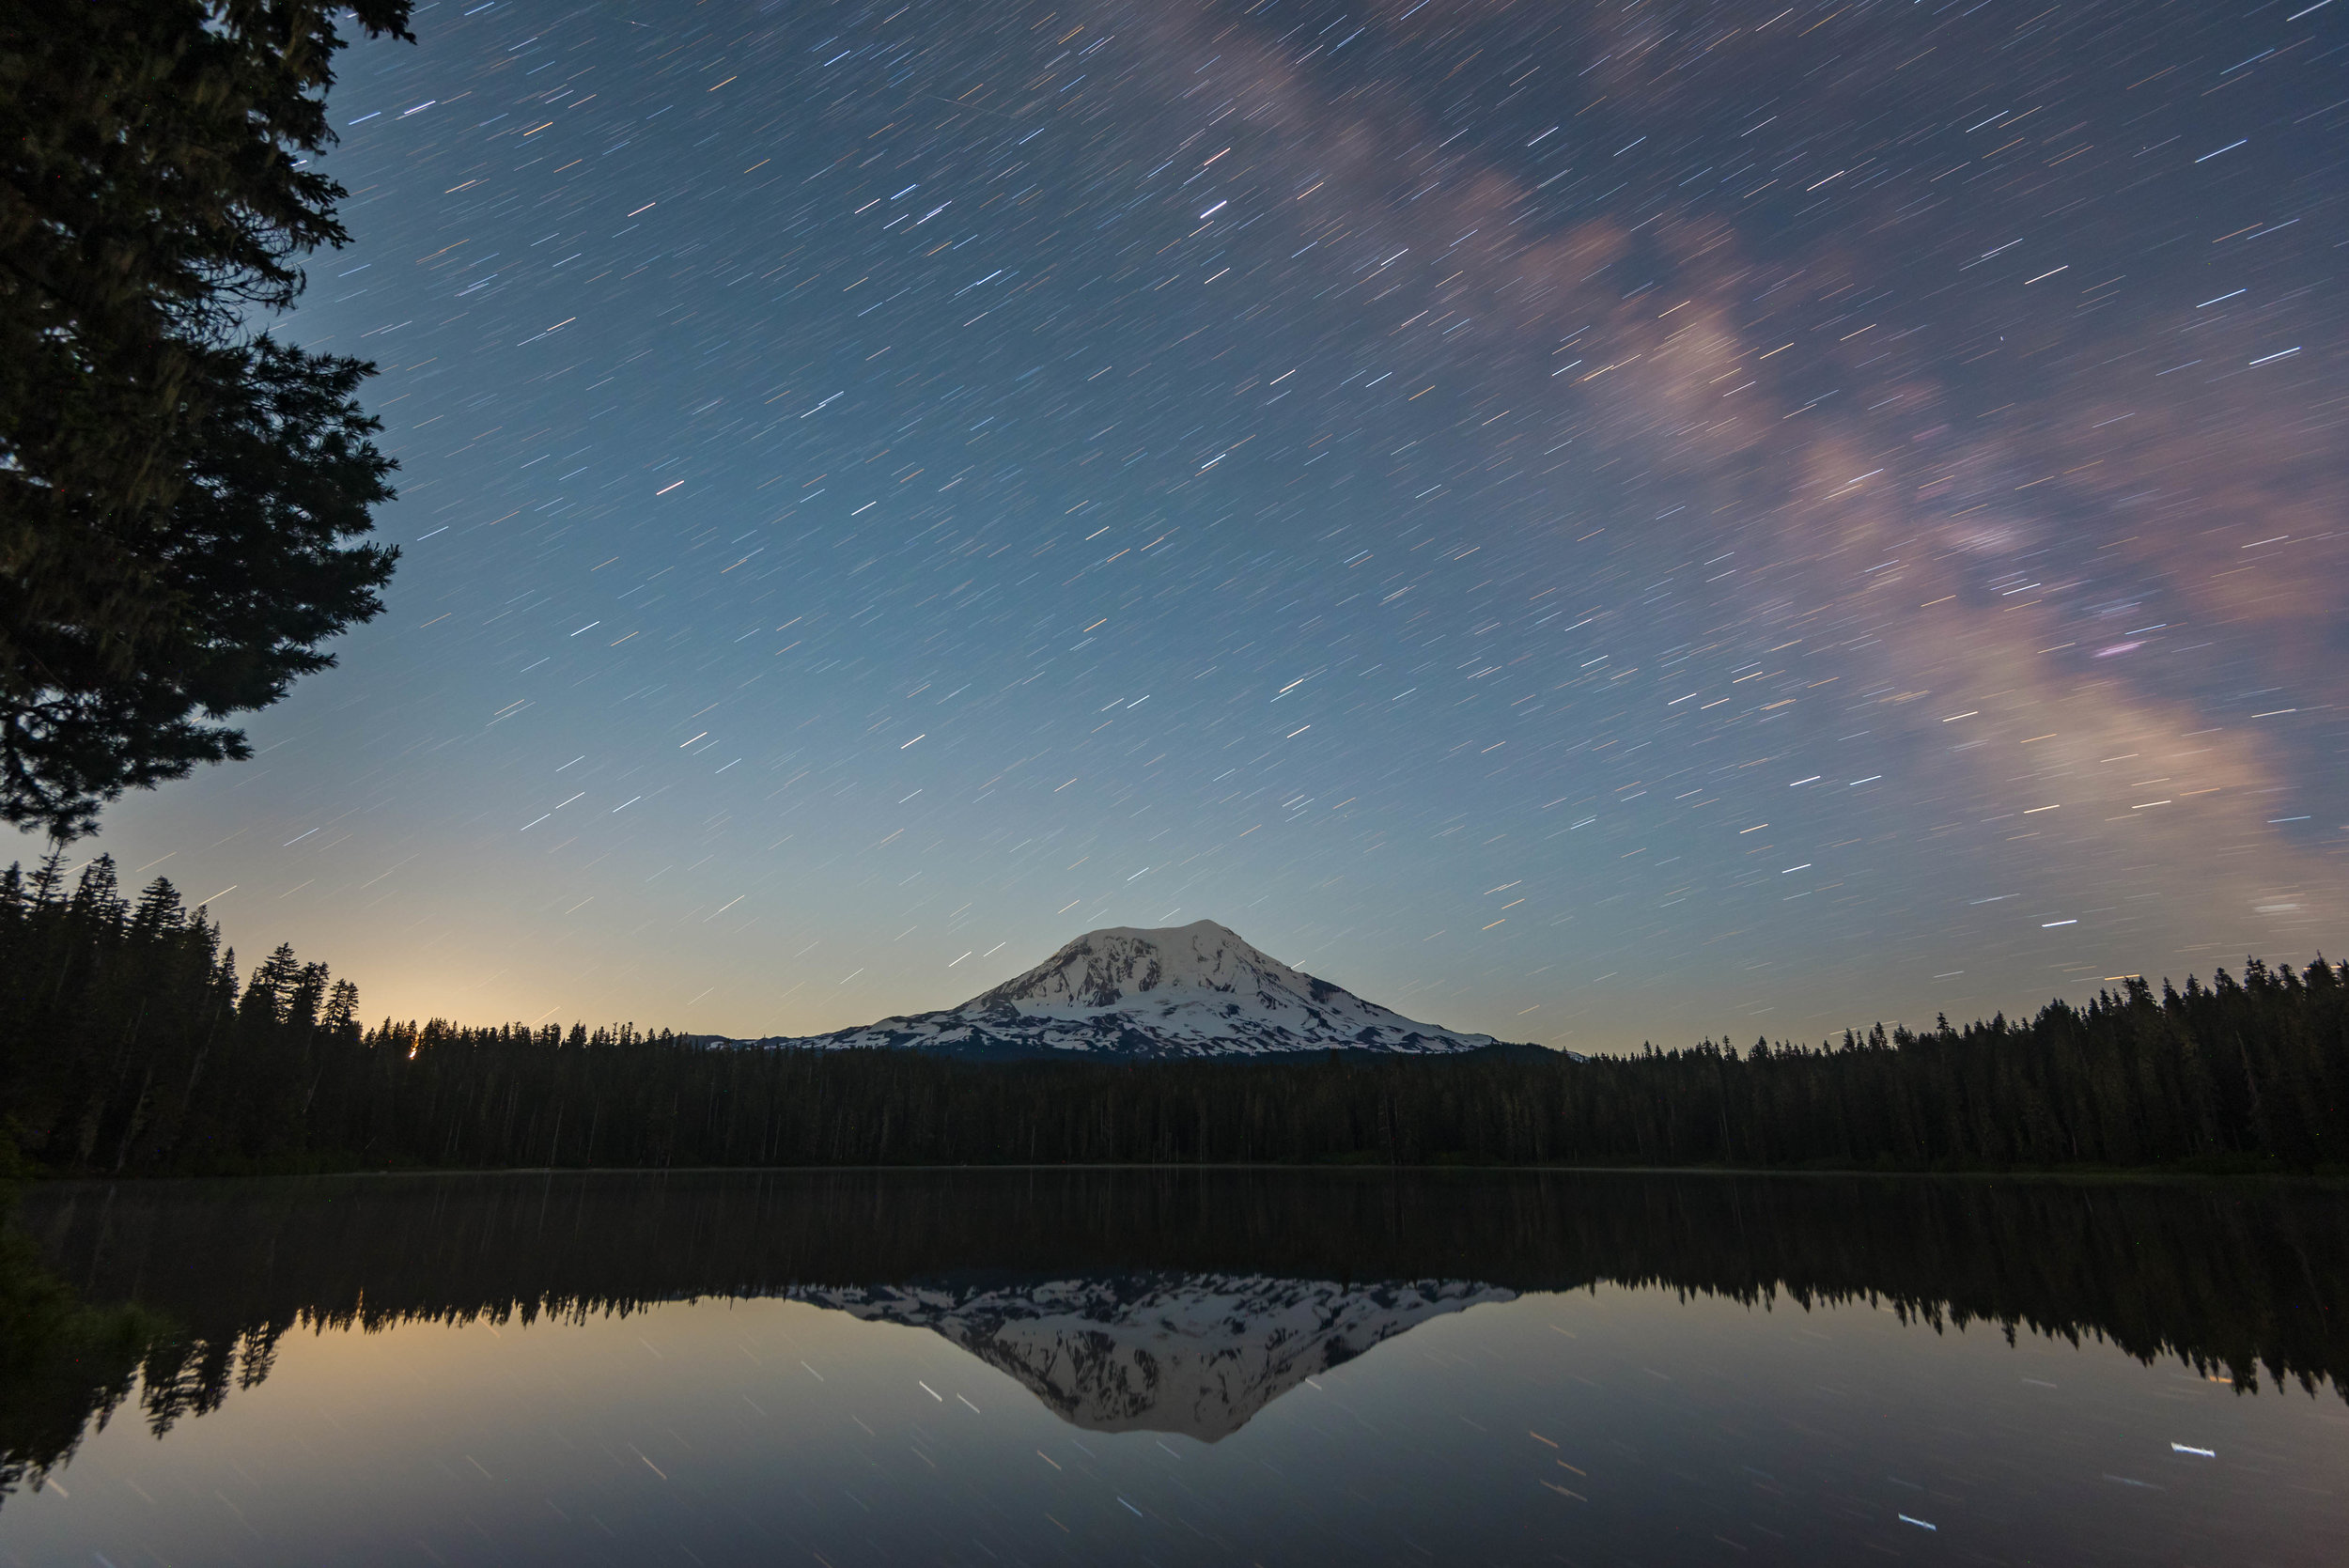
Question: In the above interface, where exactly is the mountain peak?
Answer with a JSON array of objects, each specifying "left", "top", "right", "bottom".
[
  {"left": 965, "top": 920, "right": 1297, "bottom": 1014},
  {"left": 724, "top": 918, "right": 1536, "bottom": 1062}
]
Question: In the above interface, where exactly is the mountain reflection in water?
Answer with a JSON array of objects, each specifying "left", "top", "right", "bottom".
[
  {"left": 801, "top": 1274, "right": 1514, "bottom": 1440},
  {"left": 8, "top": 1168, "right": 2344, "bottom": 1474}
]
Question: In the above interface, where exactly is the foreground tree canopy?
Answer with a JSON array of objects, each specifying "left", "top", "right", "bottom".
[{"left": 0, "top": 0, "right": 413, "bottom": 839}]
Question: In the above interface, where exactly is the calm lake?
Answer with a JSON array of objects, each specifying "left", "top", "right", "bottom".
[{"left": 3, "top": 1170, "right": 2344, "bottom": 1565}]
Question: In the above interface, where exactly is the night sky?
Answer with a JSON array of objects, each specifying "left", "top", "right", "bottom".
[{"left": 74, "top": 0, "right": 2349, "bottom": 1050}]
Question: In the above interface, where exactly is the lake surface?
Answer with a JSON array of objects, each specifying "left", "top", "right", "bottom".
[{"left": 2, "top": 1170, "right": 2344, "bottom": 1565}]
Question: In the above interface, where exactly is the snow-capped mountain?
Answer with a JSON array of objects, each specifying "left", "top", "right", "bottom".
[
  {"left": 792, "top": 1272, "right": 1514, "bottom": 1440},
  {"left": 722, "top": 919, "right": 1538, "bottom": 1060}
]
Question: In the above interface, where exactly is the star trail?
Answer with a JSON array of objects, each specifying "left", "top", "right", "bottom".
[{"left": 79, "top": 0, "right": 2349, "bottom": 1050}]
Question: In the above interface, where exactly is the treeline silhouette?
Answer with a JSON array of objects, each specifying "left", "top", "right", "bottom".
[
  {"left": 3, "top": 856, "right": 2343, "bottom": 1173},
  {"left": 6, "top": 1169, "right": 2345, "bottom": 1500}
]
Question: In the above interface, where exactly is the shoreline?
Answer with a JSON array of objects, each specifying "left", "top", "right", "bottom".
[{"left": 14, "top": 1159, "right": 2343, "bottom": 1187}]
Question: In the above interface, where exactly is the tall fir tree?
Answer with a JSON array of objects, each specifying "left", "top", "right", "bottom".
[{"left": 0, "top": 0, "right": 412, "bottom": 838}]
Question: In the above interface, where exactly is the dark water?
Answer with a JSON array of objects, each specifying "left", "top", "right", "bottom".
[{"left": 3, "top": 1170, "right": 2344, "bottom": 1565}]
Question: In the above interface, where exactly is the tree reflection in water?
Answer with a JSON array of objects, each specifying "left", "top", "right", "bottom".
[{"left": 4, "top": 1170, "right": 2343, "bottom": 1500}]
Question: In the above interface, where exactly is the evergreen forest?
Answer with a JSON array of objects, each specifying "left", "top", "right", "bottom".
[{"left": 3, "top": 856, "right": 2342, "bottom": 1175}]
